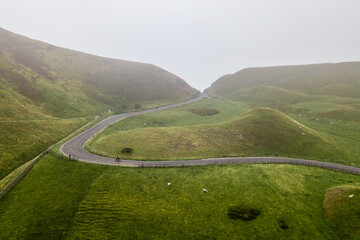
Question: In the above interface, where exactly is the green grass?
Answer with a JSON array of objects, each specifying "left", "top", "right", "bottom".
[
  {"left": 206, "top": 62, "right": 360, "bottom": 99},
  {"left": 0, "top": 27, "right": 198, "bottom": 119},
  {"left": 97, "top": 98, "right": 249, "bottom": 133},
  {"left": 0, "top": 157, "right": 36, "bottom": 192},
  {"left": 1, "top": 154, "right": 360, "bottom": 239},
  {"left": 0, "top": 118, "right": 90, "bottom": 180},
  {"left": 324, "top": 185, "right": 360, "bottom": 239},
  {"left": 290, "top": 115, "right": 360, "bottom": 167},
  {"left": 0, "top": 26, "right": 199, "bottom": 180},
  {"left": 88, "top": 107, "right": 346, "bottom": 164}
]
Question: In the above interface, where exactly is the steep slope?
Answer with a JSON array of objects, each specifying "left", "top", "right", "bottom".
[
  {"left": 0, "top": 27, "right": 199, "bottom": 179},
  {"left": 206, "top": 62, "right": 360, "bottom": 100},
  {"left": 88, "top": 108, "right": 345, "bottom": 162},
  {"left": 0, "top": 27, "right": 199, "bottom": 119}
]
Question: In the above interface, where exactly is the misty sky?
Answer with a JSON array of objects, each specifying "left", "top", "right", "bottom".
[{"left": 1, "top": 0, "right": 360, "bottom": 91}]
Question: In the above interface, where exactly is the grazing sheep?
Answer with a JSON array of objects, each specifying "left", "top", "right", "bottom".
[
  {"left": 203, "top": 189, "right": 208, "bottom": 193},
  {"left": 302, "top": 133, "right": 306, "bottom": 136},
  {"left": 349, "top": 194, "right": 354, "bottom": 198},
  {"left": 167, "top": 182, "right": 171, "bottom": 186}
]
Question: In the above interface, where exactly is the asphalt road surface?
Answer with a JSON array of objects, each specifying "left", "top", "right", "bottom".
[{"left": 60, "top": 94, "right": 360, "bottom": 175}]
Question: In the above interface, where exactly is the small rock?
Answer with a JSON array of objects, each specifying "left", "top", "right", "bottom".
[
  {"left": 349, "top": 194, "right": 354, "bottom": 198},
  {"left": 203, "top": 188, "right": 208, "bottom": 193},
  {"left": 299, "top": 126, "right": 302, "bottom": 129},
  {"left": 298, "top": 114, "right": 302, "bottom": 117},
  {"left": 167, "top": 182, "right": 171, "bottom": 186}
]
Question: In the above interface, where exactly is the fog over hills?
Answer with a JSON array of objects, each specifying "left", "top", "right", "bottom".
[
  {"left": 206, "top": 62, "right": 360, "bottom": 100},
  {"left": 0, "top": 27, "right": 199, "bottom": 119}
]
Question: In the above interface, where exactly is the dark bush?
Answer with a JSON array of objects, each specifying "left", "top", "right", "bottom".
[
  {"left": 189, "top": 108, "right": 219, "bottom": 116},
  {"left": 121, "top": 147, "right": 133, "bottom": 154},
  {"left": 278, "top": 220, "right": 289, "bottom": 230},
  {"left": 227, "top": 206, "right": 261, "bottom": 221}
]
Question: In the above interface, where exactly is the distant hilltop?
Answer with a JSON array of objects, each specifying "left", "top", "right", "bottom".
[
  {"left": 205, "top": 62, "right": 360, "bottom": 100},
  {"left": 0, "top": 27, "right": 199, "bottom": 119}
]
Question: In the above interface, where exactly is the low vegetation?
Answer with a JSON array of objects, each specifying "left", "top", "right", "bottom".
[
  {"left": 206, "top": 62, "right": 360, "bottom": 100},
  {"left": 0, "top": 27, "right": 199, "bottom": 180},
  {"left": 227, "top": 206, "right": 261, "bottom": 221},
  {"left": 88, "top": 108, "right": 346, "bottom": 163},
  {"left": 188, "top": 108, "right": 219, "bottom": 116},
  {"left": 1, "top": 155, "right": 359, "bottom": 239},
  {"left": 324, "top": 185, "right": 360, "bottom": 239},
  {"left": 0, "top": 117, "right": 89, "bottom": 179}
]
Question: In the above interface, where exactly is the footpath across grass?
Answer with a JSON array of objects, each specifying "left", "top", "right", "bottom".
[{"left": 1, "top": 154, "right": 360, "bottom": 239}]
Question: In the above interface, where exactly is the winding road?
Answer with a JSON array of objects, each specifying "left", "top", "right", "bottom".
[{"left": 60, "top": 94, "right": 360, "bottom": 175}]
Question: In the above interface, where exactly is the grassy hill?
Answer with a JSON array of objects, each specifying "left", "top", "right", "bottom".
[
  {"left": 1, "top": 154, "right": 359, "bottom": 239},
  {"left": 88, "top": 108, "right": 345, "bottom": 163},
  {"left": 0, "top": 27, "right": 199, "bottom": 119},
  {"left": 206, "top": 62, "right": 360, "bottom": 101},
  {"left": 0, "top": 27, "right": 199, "bottom": 179}
]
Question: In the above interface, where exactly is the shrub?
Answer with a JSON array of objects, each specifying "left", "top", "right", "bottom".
[
  {"left": 189, "top": 108, "right": 219, "bottom": 116},
  {"left": 278, "top": 219, "right": 289, "bottom": 230},
  {"left": 121, "top": 147, "right": 133, "bottom": 154},
  {"left": 227, "top": 206, "right": 261, "bottom": 221}
]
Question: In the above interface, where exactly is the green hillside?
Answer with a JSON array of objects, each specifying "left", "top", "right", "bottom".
[
  {"left": 230, "top": 85, "right": 311, "bottom": 105},
  {"left": 0, "top": 27, "right": 198, "bottom": 179},
  {"left": 1, "top": 154, "right": 359, "bottom": 239},
  {"left": 206, "top": 62, "right": 360, "bottom": 100},
  {"left": 88, "top": 108, "right": 345, "bottom": 163},
  {"left": 0, "top": 27, "right": 199, "bottom": 119}
]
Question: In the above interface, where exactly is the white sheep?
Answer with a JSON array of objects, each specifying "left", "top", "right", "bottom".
[
  {"left": 167, "top": 182, "right": 171, "bottom": 186},
  {"left": 349, "top": 194, "right": 354, "bottom": 198},
  {"left": 203, "top": 188, "right": 208, "bottom": 193}
]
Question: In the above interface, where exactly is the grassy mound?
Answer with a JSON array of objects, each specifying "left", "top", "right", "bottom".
[
  {"left": 88, "top": 108, "right": 345, "bottom": 162},
  {"left": 1, "top": 154, "right": 360, "bottom": 239},
  {"left": 324, "top": 185, "right": 360, "bottom": 239}
]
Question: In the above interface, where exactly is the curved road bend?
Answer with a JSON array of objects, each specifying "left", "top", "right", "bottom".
[
  {"left": 60, "top": 93, "right": 205, "bottom": 160},
  {"left": 60, "top": 94, "right": 360, "bottom": 175}
]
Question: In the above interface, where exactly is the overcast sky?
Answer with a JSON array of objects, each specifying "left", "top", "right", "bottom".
[{"left": 1, "top": 0, "right": 360, "bottom": 91}]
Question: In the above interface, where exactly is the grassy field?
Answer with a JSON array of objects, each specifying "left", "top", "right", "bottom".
[
  {"left": 0, "top": 117, "right": 90, "bottom": 180},
  {"left": 87, "top": 98, "right": 358, "bottom": 167},
  {"left": 1, "top": 154, "right": 359, "bottom": 239}
]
